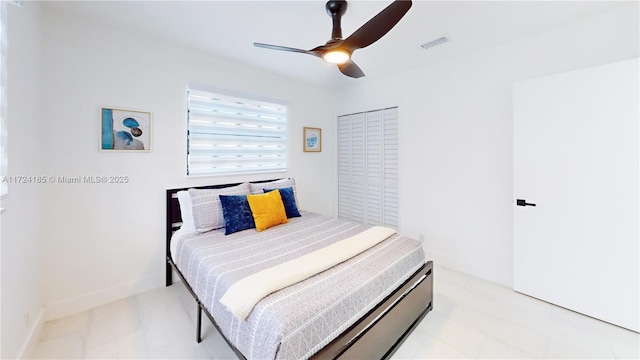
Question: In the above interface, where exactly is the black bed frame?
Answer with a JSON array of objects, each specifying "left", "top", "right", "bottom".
[{"left": 166, "top": 180, "right": 434, "bottom": 359}]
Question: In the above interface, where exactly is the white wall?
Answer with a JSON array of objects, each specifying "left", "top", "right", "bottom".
[
  {"left": 38, "top": 8, "right": 334, "bottom": 320},
  {"left": 1, "top": 2, "right": 45, "bottom": 359},
  {"left": 331, "top": 5, "right": 639, "bottom": 286}
]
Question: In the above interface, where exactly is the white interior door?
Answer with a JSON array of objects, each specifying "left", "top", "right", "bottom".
[{"left": 513, "top": 58, "right": 639, "bottom": 332}]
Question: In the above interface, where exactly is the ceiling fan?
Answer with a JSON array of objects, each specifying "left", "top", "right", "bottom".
[{"left": 253, "top": 0, "right": 412, "bottom": 79}]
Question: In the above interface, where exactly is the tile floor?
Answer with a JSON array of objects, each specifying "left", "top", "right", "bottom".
[{"left": 33, "top": 265, "right": 639, "bottom": 359}]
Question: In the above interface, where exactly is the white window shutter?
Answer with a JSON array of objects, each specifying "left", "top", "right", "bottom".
[
  {"left": 0, "top": 2, "right": 6, "bottom": 196},
  {"left": 187, "top": 86, "right": 287, "bottom": 176}
]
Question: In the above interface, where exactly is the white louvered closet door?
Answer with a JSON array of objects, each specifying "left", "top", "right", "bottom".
[
  {"left": 337, "top": 116, "right": 352, "bottom": 220},
  {"left": 338, "top": 107, "right": 399, "bottom": 230},
  {"left": 382, "top": 108, "right": 399, "bottom": 229},
  {"left": 349, "top": 112, "right": 365, "bottom": 224},
  {"left": 365, "top": 111, "right": 382, "bottom": 226}
]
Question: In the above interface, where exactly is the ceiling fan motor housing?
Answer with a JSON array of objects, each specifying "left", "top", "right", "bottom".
[{"left": 326, "top": 0, "right": 348, "bottom": 39}]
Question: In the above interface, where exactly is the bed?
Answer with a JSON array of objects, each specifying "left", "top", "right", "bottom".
[{"left": 165, "top": 179, "right": 433, "bottom": 359}]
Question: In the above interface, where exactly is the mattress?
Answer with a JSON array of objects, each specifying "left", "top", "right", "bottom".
[{"left": 171, "top": 211, "right": 426, "bottom": 360}]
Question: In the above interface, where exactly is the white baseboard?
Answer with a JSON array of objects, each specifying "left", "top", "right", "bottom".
[
  {"left": 422, "top": 245, "right": 511, "bottom": 288},
  {"left": 17, "top": 306, "right": 45, "bottom": 360},
  {"left": 45, "top": 273, "right": 164, "bottom": 322}
]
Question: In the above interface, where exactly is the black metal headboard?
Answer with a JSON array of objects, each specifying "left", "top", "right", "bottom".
[{"left": 165, "top": 179, "right": 283, "bottom": 285}]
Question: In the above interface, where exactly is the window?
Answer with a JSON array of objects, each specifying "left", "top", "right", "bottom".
[{"left": 187, "top": 85, "right": 287, "bottom": 176}]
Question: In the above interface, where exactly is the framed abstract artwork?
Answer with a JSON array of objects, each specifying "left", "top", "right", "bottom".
[
  {"left": 101, "top": 107, "right": 151, "bottom": 151},
  {"left": 303, "top": 127, "right": 321, "bottom": 152}
]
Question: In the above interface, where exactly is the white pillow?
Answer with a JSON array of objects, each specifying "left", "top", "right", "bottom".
[
  {"left": 249, "top": 178, "right": 298, "bottom": 206},
  {"left": 189, "top": 182, "right": 251, "bottom": 233},
  {"left": 176, "top": 190, "right": 196, "bottom": 233}
]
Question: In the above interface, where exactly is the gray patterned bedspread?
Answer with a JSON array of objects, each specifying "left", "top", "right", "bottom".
[{"left": 171, "top": 211, "right": 426, "bottom": 360}]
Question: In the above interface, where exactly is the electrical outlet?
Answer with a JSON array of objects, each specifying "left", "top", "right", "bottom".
[
  {"left": 24, "top": 312, "right": 29, "bottom": 327},
  {"left": 418, "top": 233, "right": 425, "bottom": 242}
]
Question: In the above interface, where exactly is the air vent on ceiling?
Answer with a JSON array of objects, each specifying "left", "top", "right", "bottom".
[{"left": 420, "top": 36, "right": 449, "bottom": 51}]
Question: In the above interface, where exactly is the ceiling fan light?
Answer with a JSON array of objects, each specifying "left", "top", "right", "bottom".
[{"left": 323, "top": 49, "right": 350, "bottom": 64}]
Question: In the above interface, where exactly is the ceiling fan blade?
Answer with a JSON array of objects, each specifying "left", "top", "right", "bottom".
[
  {"left": 338, "top": 60, "right": 365, "bottom": 78},
  {"left": 254, "top": 42, "right": 312, "bottom": 54},
  {"left": 342, "top": 0, "right": 412, "bottom": 51}
]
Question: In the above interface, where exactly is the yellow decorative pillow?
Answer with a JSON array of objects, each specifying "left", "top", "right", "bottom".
[{"left": 247, "top": 189, "right": 288, "bottom": 232}]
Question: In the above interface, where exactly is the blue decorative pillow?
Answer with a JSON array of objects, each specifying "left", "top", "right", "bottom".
[
  {"left": 219, "top": 194, "right": 256, "bottom": 235},
  {"left": 264, "top": 186, "right": 301, "bottom": 218}
]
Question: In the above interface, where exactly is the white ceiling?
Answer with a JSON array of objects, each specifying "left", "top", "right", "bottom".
[{"left": 42, "top": 0, "right": 634, "bottom": 90}]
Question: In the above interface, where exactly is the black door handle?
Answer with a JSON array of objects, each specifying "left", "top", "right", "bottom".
[{"left": 517, "top": 199, "right": 536, "bottom": 207}]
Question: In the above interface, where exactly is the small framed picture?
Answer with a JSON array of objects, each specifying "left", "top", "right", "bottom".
[
  {"left": 303, "top": 127, "right": 322, "bottom": 152},
  {"left": 101, "top": 107, "right": 151, "bottom": 151}
]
